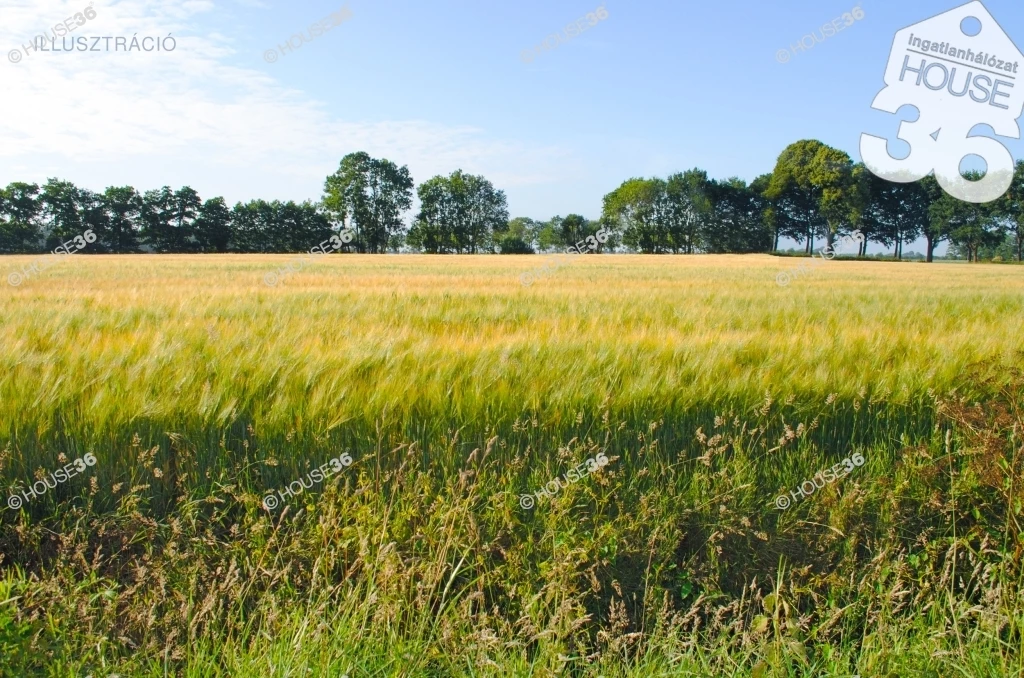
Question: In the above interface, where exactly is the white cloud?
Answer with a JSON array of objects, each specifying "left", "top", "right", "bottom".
[{"left": 0, "top": 0, "right": 577, "bottom": 203}]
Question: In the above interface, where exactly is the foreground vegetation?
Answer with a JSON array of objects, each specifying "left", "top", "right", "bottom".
[{"left": 1, "top": 254, "right": 1023, "bottom": 676}]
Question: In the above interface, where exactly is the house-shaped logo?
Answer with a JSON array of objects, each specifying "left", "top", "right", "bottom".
[{"left": 860, "top": 1, "right": 1024, "bottom": 202}]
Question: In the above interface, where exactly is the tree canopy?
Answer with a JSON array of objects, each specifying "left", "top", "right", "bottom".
[{"left": 1, "top": 142, "right": 1019, "bottom": 261}]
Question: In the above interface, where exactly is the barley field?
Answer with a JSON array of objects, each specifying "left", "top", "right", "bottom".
[{"left": 1, "top": 254, "right": 1024, "bottom": 677}]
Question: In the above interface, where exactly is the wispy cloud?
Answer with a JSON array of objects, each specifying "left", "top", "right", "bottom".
[{"left": 0, "top": 0, "right": 576, "bottom": 201}]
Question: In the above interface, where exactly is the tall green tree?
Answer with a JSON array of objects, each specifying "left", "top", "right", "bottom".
[
  {"left": 811, "top": 150, "right": 866, "bottom": 251},
  {"left": 930, "top": 174, "right": 1003, "bottom": 262},
  {"left": 408, "top": 171, "right": 508, "bottom": 254},
  {"left": 194, "top": 197, "right": 233, "bottom": 253},
  {"left": 0, "top": 182, "right": 42, "bottom": 253},
  {"left": 996, "top": 159, "right": 1024, "bottom": 261},
  {"left": 749, "top": 173, "right": 781, "bottom": 251},
  {"left": 495, "top": 217, "right": 541, "bottom": 253},
  {"left": 918, "top": 175, "right": 948, "bottom": 262},
  {"left": 765, "top": 140, "right": 828, "bottom": 252},
  {"left": 534, "top": 218, "right": 563, "bottom": 252},
  {"left": 602, "top": 178, "right": 668, "bottom": 253},
  {"left": 702, "top": 178, "right": 773, "bottom": 253},
  {"left": 98, "top": 186, "right": 143, "bottom": 253},
  {"left": 862, "top": 173, "right": 929, "bottom": 260},
  {"left": 39, "top": 179, "right": 81, "bottom": 251},
  {"left": 173, "top": 187, "right": 203, "bottom": 253},
  {"left": 141, "top": 187, "right": 175, "bottom": 253},
  {"left": 323, "top": 152, "right": 414, "bottom": 253},
  {"left": 665, "top": 170, "right": 710, "bottom": 254}
]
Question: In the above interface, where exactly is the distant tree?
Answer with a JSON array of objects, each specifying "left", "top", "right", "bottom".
[
  {"left": 995, "top": 159, "right": 1024, "bottom": 261},
  {"left": 408, "top": 177, "right": 454, "bottom": 253},
  {"left": 749, "top": 173, "right": 781, "bottom": 251},
  {"left": 99, "top": 186, "right": 143, "bottom": 253},
  {"left": 230, "top": 200, "right": 269, "bottom": 253},
  {"left": 666, "top": 170, "right": 709, "bottom": 254},
  {"left": 765, "top": 140, "right": 829, "bottom": 252},
  {"left": 958, "top": 232, "right": 1017, "bottom": 261},
  {"left": 495, "top": 217, "right": 540, "bottom": 253},
  {"left": 703, "top": 178, "right": 773, "bottom": 253},
  {"left": 863, "top": 173, "right": 929, "bottom": 260},
  {"left": 194, "top": 197, "right": 232, "bottom": 253},
  {"left": 323, "top": 152, "right": 415, "bottom": 253},
  {"left": 172, "top": 187, "right": 203, "bottom": 253},
  {"left": 534, "top": 218, "right": 563, "bottom": 252},
  {"left": 141, "top": 187, "right": 175, "bottom": 252},
  {"left": 840, "top": 164, "right": 877, "bottom": 256},
  {"left": 292, "top": 201, "right": 333, "bottom": 252},
  {"left": 497, "top": 236, "right": 534, "bottom": 254},
  {"left": 0, "top": 182, "right": 42, "bottom": 253},
  {"left": 916, "top": 175, "right": 948, "bottom": 263},
  {"left": 763, "top": 180, "right": 816, "bottom": 253},
  {"left": 408, "top": 171, "right": 508, "bottom": 253},
  {"left": 930, "top": 174, "right": 1003, "bottom": 262},
  {"left": 811, "top": 148, "right": 866, "bottom": 251},
  {"left": 77, "top": 189, "right": 110, "bottom": 253},
  {"left": 39, "top": 179, "right": 81, "bottom": 250},
  {"left": 602, "top": 178, "right": 668, "bottom": 253},
  {"left": 557, "top": 214, "right": 587, "bottom": 247}
]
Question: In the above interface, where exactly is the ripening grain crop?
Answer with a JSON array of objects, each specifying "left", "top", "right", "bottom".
[{"left": 1, "top": 254, "right": 1023, "bottom": 677}]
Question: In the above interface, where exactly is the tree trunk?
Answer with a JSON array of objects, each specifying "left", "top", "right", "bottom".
[{"left": 926, "top": 235, "right": 934, "bottom": 262}]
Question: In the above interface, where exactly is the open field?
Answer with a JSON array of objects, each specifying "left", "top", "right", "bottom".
[{"left": 2, "top": 254, "right": 1024, "bottom": 677}]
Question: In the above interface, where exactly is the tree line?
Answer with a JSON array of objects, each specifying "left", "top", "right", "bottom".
[{"left": 2, "top": 142, "right": 1022, "bottom": 261}]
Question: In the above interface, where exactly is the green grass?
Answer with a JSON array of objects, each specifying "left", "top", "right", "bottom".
[{"left": 1, "top": 253, "right": 1023, "bottom": 676}]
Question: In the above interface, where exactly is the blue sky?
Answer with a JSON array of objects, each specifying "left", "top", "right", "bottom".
[{"left": 2, "top": 0, "right": 1023, "bottom": 254}]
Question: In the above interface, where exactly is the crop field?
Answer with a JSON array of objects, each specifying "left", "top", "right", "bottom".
[{"left": 2, "top": 254, "right": 1024, "bottom": 677}]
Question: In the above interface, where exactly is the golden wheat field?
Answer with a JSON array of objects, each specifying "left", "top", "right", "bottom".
[
  {"left": 3, "top": 254, "right": 1024, "bottom": 677},
  {"left": 1, "top": 254, "right": 1022, "bottom": 436}
]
